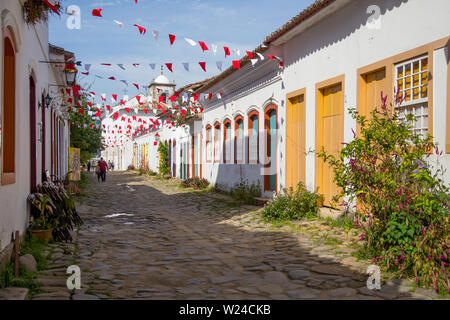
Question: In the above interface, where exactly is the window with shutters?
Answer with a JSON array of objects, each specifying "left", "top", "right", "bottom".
[
  {"left": 248, "top": 110, "right": 259, "bottom": 164},
  {"left": 234, "top": 116, "right": 244, "bottom": 164}
]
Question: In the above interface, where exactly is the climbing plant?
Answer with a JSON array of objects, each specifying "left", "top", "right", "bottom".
[{"left": 157, "top": 142, "right": 170, "bottom": 177}]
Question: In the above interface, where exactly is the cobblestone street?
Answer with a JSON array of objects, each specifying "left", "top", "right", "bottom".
[{"left": 31, "top": 172, "right": 441, "bottom": 300}]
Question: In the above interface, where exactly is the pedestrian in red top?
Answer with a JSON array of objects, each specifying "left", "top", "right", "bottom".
[{"left": 98, "top": 157, "right": 108, "bottom": 182}]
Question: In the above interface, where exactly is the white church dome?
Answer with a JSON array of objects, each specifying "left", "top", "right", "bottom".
[{"left": 154, "top": 74, "right": 170, "bottom": 84}]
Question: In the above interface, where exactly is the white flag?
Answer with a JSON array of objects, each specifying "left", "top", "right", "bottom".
[
  {"left": 250, "top": 58, "right": 258, "bottom": 67},
  {"left": 182, "top": 63, "right": 189, "bottom": 71},
  {"left": 212, "top": 44, "right": 218, "bottom": 55},
  {"left": 152, "top": 30, "right": 159, "bottom": 42},
  {"left": 216, "top": 61, "right": 223, "bottom": 71},
  {"left": 184, "top": 38, "right": 197, "bottom": 46},
  {"left": 114, "top": 20, "right": 124, "bottom": 28},
  {"left": 149, "top": 63, "right": 155, "bottom": 70},
  {"left": 117, "top": 64, "right": 126, "bottom": 70},
  {"left": 234, "top": 49, "right": 241, "bottom": 56},
  {"left": 120, "top": 80, "right": 128, "bottom": 86},
  {"left": 257, "top": 52, "right": 265, "bottom": 60},
  {"left": 216, "top": 92, "right": 222, "bottom": 99}
]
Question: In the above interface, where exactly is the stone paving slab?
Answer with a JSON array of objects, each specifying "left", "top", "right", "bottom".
[{"left": 23, "top": 171, "right": 444, "bottom": 300}]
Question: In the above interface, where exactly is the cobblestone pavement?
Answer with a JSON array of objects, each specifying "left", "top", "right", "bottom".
[{"left": 32, "top": 171, "right": 442, "bottom": 300}]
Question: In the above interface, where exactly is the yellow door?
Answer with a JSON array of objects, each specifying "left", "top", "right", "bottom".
[
  {"left": 317, "top": 84, "right": 343, "bottom": 207},
  {"left": 286, "top": 93, "right": 306, "bottom": 189},
  {"left": 360, "top": 69, "right": 386, "bottom": 132}
]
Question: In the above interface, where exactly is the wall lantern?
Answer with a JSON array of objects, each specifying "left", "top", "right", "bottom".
[
  {"left": 154, "top": 133, "right": 161, "bottom": 143},
  {"left": 64, "top": 64, "right": 78, "bottom": 86}
]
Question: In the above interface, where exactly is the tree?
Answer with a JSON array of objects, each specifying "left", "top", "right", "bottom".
[{"left": 69, "top": 92, "right": 103, "bottom": 163}]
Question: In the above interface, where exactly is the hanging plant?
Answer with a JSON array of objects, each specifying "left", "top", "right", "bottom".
[{"left": 22, "top": 0, "right": 62, "bottom": 25}]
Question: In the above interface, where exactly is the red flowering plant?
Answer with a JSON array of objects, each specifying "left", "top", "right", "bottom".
[{"left": 317, "top": 90, "right": 449, "bottom": 294}]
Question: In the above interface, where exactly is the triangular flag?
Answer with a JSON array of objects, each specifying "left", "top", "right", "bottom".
[
  {"left": 198, "top": 41, "right": 208, "bottom": 52},
  {"left": 212, "top": 44, "right": 218, "bottom": 55},
  {"left": 257, "top": 52, "right": 265, "bottom": 60},
  {"left": 165, "top": 63, "right": 173, "bottom": 72},
  {"left": 113, "top": 20, "right": 124, "bottom": 27},
  {"left": 250, "top": 58, "right": 258, "bottom": 66},
  {"left": 232, "top": 60, "right": 240, "bottom": 70},
  {"left": 149, "top": 63, "right": 155, "bottom": 70},
  {"left": 185, "top": 38, "right": 197, "bottom": 46},
  {"left": 169, "top": 34, "right": 176, "bottom": 46},
  {"left": 117, "top": 64, "right": 125, "bottom": 70},
  {"left": 133, "top": 24, "right": 146, "bottom": 35},
  {"left": 199, "top": 62, "right": 206, "bottom": 72},
  {"left": 42, "top": 0, "right": 60, "bottom": 15},
  {"left": 84, "top": 64, "right": 91, "bottom": 71},
  {"left": 224, "top": 46, "right": 231, "bottom": 58},
  {"left": 152, "top": 30, "right": 159, "bottom": 42},
  {"left": 133, "top": 83, "right": 139, "bottom": 90},
  {"left": 182, "top": 63, "right": 189, "bottom": 72},
  {"left": 216, "top": 61, "right": 223, "bottom": 71},
  {"left": 120, "top": 80, "right": 128, "bottom": 86},
  {"left": 246, "top": 51, "right": 254, "bottom": 59},
  {"left": 92, "top": 9, "right": 103, "bottom": 17}
]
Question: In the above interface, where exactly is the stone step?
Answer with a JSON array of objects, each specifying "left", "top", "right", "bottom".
[{"left": 0, "top": 287, "right": 29, "bottom": 300}]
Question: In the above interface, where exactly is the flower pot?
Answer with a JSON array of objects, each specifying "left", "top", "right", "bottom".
[{"left": 29, "top": 228, "right": 53, "bottom": 243}]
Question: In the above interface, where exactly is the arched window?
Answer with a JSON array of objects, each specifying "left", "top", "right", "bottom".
[
  {"left": 248, "top": 110, "right": 259, "bottom": 164},
  {"left": 205, "top": 125, "right": 212, "bottom": 163},
  {"left": 234, "top": 115, "right": 244, "bottom": 164},
  {"left": 1, "top": 29, "right": 17, "bottom": 185},
  {"left": 264, "top": 104, "right": 278, "bottom": 192},
  {"left": 214, "top": 122, "right": 221, "bottom": 163},
  {"left": 223, "top": 119, "right": 232, "bottom": 163}
]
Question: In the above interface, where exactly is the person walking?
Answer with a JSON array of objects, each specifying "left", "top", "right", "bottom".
[
  {"left": 111, "top": 162, "right": 115, "bottom": 171},
  {"left": 98, "top": 157, "right": 108, "bottom": 182},
  {"left": 87, "top": 160, "right": 91, "bottom": 172}
]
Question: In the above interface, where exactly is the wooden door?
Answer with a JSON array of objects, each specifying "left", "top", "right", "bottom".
[
  {"left": 359, "top": 68, "right": 386, "bottom": 133},
  {"left": 29, "top": 77, "right": 37, "bottom": 191},
  {"left": 286, "top": 93, "right": 306, "bottom": 189},
  {"left": 317, "top": 84, "right": 343, "bottom": 207}
]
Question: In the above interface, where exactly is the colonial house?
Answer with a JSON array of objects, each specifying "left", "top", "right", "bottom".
[
  {"left": 0, "top": 2, "right": 75, "bottom": 270},
  {"left": 192, "top": 0, "right": 450, "bottom": 203}
]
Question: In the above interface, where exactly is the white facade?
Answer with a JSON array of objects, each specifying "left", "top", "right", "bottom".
[{"left": 0, "top": 2, "right": 72, "bottom": 253}]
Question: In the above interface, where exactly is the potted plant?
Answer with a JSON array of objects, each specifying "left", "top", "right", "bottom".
[{"left": 28, "top": 194, "right": 56, "bottom": 243}]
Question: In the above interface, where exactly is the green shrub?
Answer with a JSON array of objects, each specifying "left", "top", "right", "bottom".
[
  {"left": 317, "top": 91, "right": 449, "bottom": 294},
  {"left": 229, "top": 180, "right": 262, "bottom": 205},
  {"left": 149, "top": 170, "right": 157, "bottom": 176},
  {"left": 157, "top": 142, "right": 170, "bottom": 177},
  {"left": 181, "top": 177, "right": 210, "bottom": 190},
  {"left": 262, "top": 182, "right": 319, "bottom": 221}
]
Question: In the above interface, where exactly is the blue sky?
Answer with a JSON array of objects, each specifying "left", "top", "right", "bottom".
[{"left": 49, "top": 0, "right": 315, "bottom": 101}]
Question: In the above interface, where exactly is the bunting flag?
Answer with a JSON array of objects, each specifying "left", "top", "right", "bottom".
[
  {"left": 92, "top": 9, "right": 103, "bottom": 17},
  {"left": 101, "top": 63, "right": 111, "bottom": 66},
  {"left": 169, "top": 34, "right": 176, "bottom": 46},
  {"left": 149, "top": 63, "right": 155, "bottom": 70},
  {"left": 250, "top": 58, "right": 258, "bottom": 66},
  {"left": 212, "top": 44, "right": 218, "bottom": 55},
  {"left": 117, "top": 64, "right": 126, "bottom": 70},
  {"left": 84, "top": 64, "right": 91, "bottom": 71},
  {"left": 112, "top": 94, "right": 117, "bottom": 101},
  {"left": 165, "top": 63, "right": 173, "bottom": 72},
  {"left": 133, "top": 24, "right": 146, "bottom": 34},
  {"left": 199, "top": 62, "right": 206, "bottom": 72},
  {"left": 232, "top": 60, "right": 240, "bottom": 70},
  {"left": 257, "top": 52, "right": 265, "bottom": 60},
  {"left": 198, "top": 41, "right": 209, "bottom": 52},
  {"left": 182, "top": 63, "right": 189, "bottom": 71},
  {"left": 113, "top": 20, "right": 124, "bottom": 27},
  {"left": 267, "top": 55, "right": 275, "bottom": 60},
  {"left": 82, "top": 72, "right": 89, "bottom": 75},
  {"left": 216, "top": 61, "right": 223, "bottom": 71},
  {"left": 246, "top": 51, "right": 254, "bottom": 59},
  {"left": 120, "top": 80, "right": 128, "bottom": 86},
  {"left": 133, "top": 83, "right": 139, "bottom": 90},
  {"left": 152, "top": 30, "right": 159, "bottom": 42},
  {"left": 185, "top": 38, "right": 196, "bottom": 46},
  {"left": 224, "top": 46, "right": 231, "bottom": 58},
  {"left": 108, "top": 76, "right": 116, "bottom": 80},
  {"left": 133, "top": 63, "right": 139, "bottom": 68},
  {"left": 43, "top": 0, "right": 60, "bottom": 15}
]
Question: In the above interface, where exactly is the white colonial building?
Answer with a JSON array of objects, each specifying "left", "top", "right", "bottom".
[{"left": 1, "top": 2, "right": 74, "bottom": 269}]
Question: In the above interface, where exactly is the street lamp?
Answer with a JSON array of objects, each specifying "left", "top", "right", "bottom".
[
  {"left": 44, "top": 93, "right": 53, "bottom": 108},
  {"left": 64, "top": 65, "right": 78, "bottom": 86}
]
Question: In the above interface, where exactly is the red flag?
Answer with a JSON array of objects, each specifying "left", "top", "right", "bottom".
[
  {"left": 136, "top": 96, "right": 142, "bottom": 104},
  {"left": 112, "top": 94, "right": 117, "bottom": 101},
  {"left": 193, "top": 94, "right": 199, "bottom": 102},
  {"left": 133, "top": 24, "right": 146, "bottom": 34},
  {"left": 101, "top": 63, "right": 111, "bottom": 66},
  {"left": 267, "top": 55, "right": 275, "bottom": 60},
  {"left": 199, "top": 62, "right": 206, "bottom": 72},
  {"left": 120, "top": 99, "right": 125, "bottom": 105},
  {"left": 162, "top": 110, "right": 167, "bottom": 115},
  {"left": 108, "top": 76, "right": 116, "bottom": 80},
  {"left": 92, "top": 9, "right": 103, "bottom": 17},
  {"left": 198, "top": 41, "right": 208, "bottom": 52},
  {"left": 159, "top": 96, "right": 165, "bottom": 103},
  {"left": 233, "top": 60, "right": 241, "bottom": 70},
  {"left": 165, "top": 63, "right": 173, "bottom": 72},
  {"left": 82, "top": 72, "right": 89, "bottom": 75},
  {"left": 170, "top": 95, "right": 176, "bottom": 102},
  {"left": 42, "top": 0, "right": 60, "bottom": 15},
  {"left": 169, "top": 34, "right": 176, "bottom": 45},
  {"left": 133, "top": 83, "right": 139, "bottom": 90},
  {"left": 106, "top": 105, "right": 111, "bottom": 111},
  {"left": 144, "top": 109, "right": 148, "bottom": 114},
  {"left": 224, "top": 47, "right": 231, "bottom": 57},
  {"left": 125, "top": 107, "right": 130, "bottom": 113},
  {"left": 246, "top": 51, "right": 254, "bottom": 59},
  {"left": 65, "top": 88, "right": 72, "bottom": 95},
  {"left": 208, "top": 93, "right": 212, "bottom": 101}
]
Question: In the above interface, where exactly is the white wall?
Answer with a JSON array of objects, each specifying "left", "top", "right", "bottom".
[{"left": 0, "top": 1, "right": 52, "bottom": 250}]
